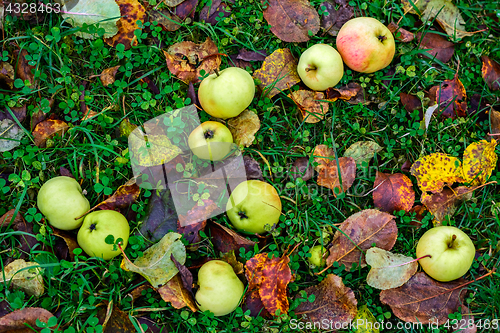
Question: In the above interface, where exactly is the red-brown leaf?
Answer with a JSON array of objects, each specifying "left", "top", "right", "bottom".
[
  {"left": 481, "top": 55, "right": 500, "bottom": 91},
  {"left": 96, "top": 178, "right": 141, "bottom": 211},
  {"left": 100, "top": 65, "right": 121, "bottom": 87},
  {"left": 319, "top": 0, "right": 353, "bottom": 37},
  {"left": 420, "top": 186, "right": 476, "bottom": 222},
  {"left": 313, "top": 145, "right": 356, "bottom": 197},
  {"left": 433, "top": 75, "right": 467, "bottom": 119},
  {"left": 388, "top": 22, "right": 414, "bottom": 42},
  {"left": 158, "top": 274, "right": 198, "bottom": 311},
  {"left": 0, "top": 210, "right": 38, "bottom": 260},
  {"left": 207, "top": 221, "right": 256, "bottom": 253},
  {"left": 13, "top": 47, "right": 35, "bottom": 86},
  {"left": 417, "top": 32, "right": 455, "bottom": 63},
  {"left": 373, "top": 171, "right": 415, "bottom": 213},
  {"left": 0, "top": 307, "right": 54, "bottom": 333}
]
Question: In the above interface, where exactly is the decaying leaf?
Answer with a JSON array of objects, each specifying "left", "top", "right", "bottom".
[
  {"left": 400, "top": 92, "right": 422, "bottom": 118},
  {"left": 163, "top": 38, "right": 221, "bottom": 83},
  {"left": 421, "top": 186, "right": 476, "bottom": 222},
  {"left": 352, "top": 305, "right": 379, "bottom": 333},
  {"left": 178, "top": 199, "right": 218, "bottom": 228},
  {"left": 139, "top": 189, "right": 178, "bottom": 242},
  {"left": 462, "top": 139, "right": 498, "bottom": 186},
  {"left": 100, "top": 65, "right": 121, "bottom": 86},
  {"left": 387, "top": 22, "right": 414, "bottom": 42},
  {"left": 380, "top": 272, "right": 467, "bottom": 324},
  {"left": 245, "top": 252, "right": 293, "bottom": 316},
  {"left": 253, "top": 48, "right": 301, "bottom": 98},
  {"left": 227, "top": 109, "right": 261, "bottom": 147},
  {"left": 481, "top": 56, "right": 500, "bottom": 91},
  {"left": 243, "top": 155, "right": 264, "bottom": 181},
  {"left": 121, "top": 232, "right": 186, "bottom": 288},
  {"left": 433, "top": 75, "right": 467, "bottom": 119},
  {"left": 242, "top": 289, "right": 271, "bottom": 318},
  {"left": 221, "top": 251, "right": 244, "bottom": 275},
  {"left": 207, "top": 221, "right": 255, "bottom": 254},
  {"left": 158, "top": 274, "right": 198, "bottom": 311},
  {"left": 94, "top": 178, "right": 141, "bottom": 211},
  {"left": 103, "top": 0, "right": 146, "bottom": 49},
  {"left": 288, "top": 90, "right": 329, "bottom": 123},
  {"left": 0, "top": 259, "right": 44, "bottom": 296},
  {"left": 150, "top": 9, "right": 182, "bottom": 32},
  {"left": 343, "top": 141, "right": 383, "bottom": 168},
  {"left": 13, "top": 47, "right": 35, "bottom": 86},
  {"left": 0, "top": 210, "right": 38, "bottom": 259},
  {"left": 128, "top": 128, "right": 182, "bottom": 168},
  {"left": 119, "top": 118, "right": 137, "bottom": 138},
  {"left": 199, "top": 0, "right": 231, "bottom": 25},
  {"left": 325, "top": 82, "right": 366, "bottom": 104},
  {"left": 410, "top": 152, "right": 464, "bottom": 193},
  {"left": 0, "top": 119, "right": 25, "bottom": 152},
  {"left": 373, "top": 172, "right": 415, "bottom": 213},
  {"left": 263, "top": 0, "right": 320, "bottom": 42},
  {"left": 164, "top": 0, "right": 187, "bottom": 6},
  {"left": 289, "top": 157, "right": 313, "bottom": 181},
  {"left": 32, "top": 119, "right": 69, "bottom": 148},
  {"left": 490, "top": 109, "right": 500, "bottom": 138},
  {"left": 97, "top": 303, "right": 137, "bottom": 332},
  {"left": 366, "top": 248, "right": 418, "bottom": 290},
  {"left": 319, "top": 0, "right": 354, "bottom": 37},
  {"left": 0, "top": 62, "right": 15, "bottom": 89},
  {"left": 313, "top": 144, "right": 356, "bottom": 197},
  {"left": 294, "top": 274, "right": 357, "bottom": 325},
  {"left": 326, "top": 209, "right": 397, "bottom": 270},
  {"left": 417, "top": 32, "right": 455, "bottom": 63},
  {"left": 53, "top": 229, "right": 80, "bottom": 261},
  {"left": 0, "top": 307, "right": 55, "bottom": 332}
]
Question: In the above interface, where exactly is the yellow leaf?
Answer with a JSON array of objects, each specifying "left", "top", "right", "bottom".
[
  {"left": 128, "top": 130, "right": 182, "bottom": 167},
  {"left": 227, "top": 109, "right": 261, "bottom": 147},
  {"left": 353, "top": 305, "right": 380, "bottom": 333},
  {"left": 0, "top": 259, "right": 44, "bottom": 296},
  {"left": 462, "top": 139, "right": 498, "bottom": 185},
  {"left": 410, "top": 152, "right": 464, "bottom": 193}
]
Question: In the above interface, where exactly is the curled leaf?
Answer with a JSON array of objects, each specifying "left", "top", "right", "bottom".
[
  {"left": 288, "top": 90, "right": 329, "bottom": 123},
  {"left": 410, "top": 152, "right": 464, "bottom": 193},
  {"left": 366, "top": 248, "right": 418, "bottom": 290},
  {"left": 227, "top": 109, "right": 261, "bottom": 147},
  {"left": 158, "top": 274, "right": 198, "bottom": 311},
  {"left": 434, "top": 75, "right": 467, "bottom": 119},
  {"left": 387, "top": 22, "right": 414, "bottom": 42},
  {"left": 207, "top": 221, "right": 255, "bottom": 255},
  {"left": 95, "top": 178, "right": 141, "bottom": 210},
  {"left": 100, "top": 65, "right": 121, "bottom": 87}
]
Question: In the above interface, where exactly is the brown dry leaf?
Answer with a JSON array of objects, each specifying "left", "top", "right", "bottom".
[
  {"left": 98, "top": 303, "right": 137, "bottom": 332},
  {"left": 326, "top": 209, "right": 397, "bottom": 270},
  {"left": 0, "top": 307, "right": 54, "bottom": 333},
  {"left": 32, "top": 119, "right": 69, "bottom": 148},
  {"left": 421, "top": 186, "right": 476, "bottom": 222},
  {"left": 387, "top": 22, "right": 414, "bottom": 42},
  {"left": 324, "top": 82, "right": 367, "bottom": 104},
  {"left": 104, "top": 0, "right": 147, "bottom": 50},
  {"left": 150, "top": 9, "right": 182, "bottom": 31},
  {"left": 289, "top": 157, "right": 313, "bottom": 181},
  {"left": 490, "top": 109, "right": 500, "bottom": 138},
  {"left": 95, "top": 178, "right": 141, "bottom": 211},
  {"left": 13, "top": 47, "right": 35, "bottom": 86},
  {"left": 0, "top": 210, "right": 38, "bottom": 259},
  {"left": 462, "top": 139, "right": 498, "bottom": 185},
  {"left": 400, "top": 92, "right": 422, "bottom": 117},
  {"left": 0, "top": 259, "right": 44, "bottom": 297},
  {"left": 460, "top": 306, "right": 477, "bottom": 333},
  {"left": 245, "top": 252, "right": 293, "bottom": 316},
  {"left": 366, "top": 248, "right": 418, "bottom": 290},
  {"left": 242, "top": 289, "right": 271, "bottom": 318},
  {"left": 81, "top": 110, "right": 99, "bottom": 121},
  {"left": 410, "top": 152, "right": 464, "bottom": 193},
  {"left": 227, "top": 109, "right": 261, "bottom": 147},
  {"left": 313, "top": 144, "right": 356, "bottom": 197},
  {"left": 434, "top": 75, "right": 467, "bottom": 119},
  {"left": 319, "top": 0, "right": 354, "bottom": 37},
  {"left": 373, "top": 172, "right": 415, "bottom": 213},
  {"left": 0, "top": 62, "right": 15, "bottom": 89},
  {"left": 163, "top": 38, "right": 221, "bottom": 83},
  {"left": 289, "top": 90, "right": 329, "bottom": 124},
  {"left": 207, "top": 221, "right": 256, "bottom": 254},
  {"left": 53, "top": 229, "right": 80, "bottom": 261},
  {"left": 420, "top": 0, "right": 474, "bottom": 40},
  {"left": 100, "top": 65, "right": 121, "bottom": 87},
  {"left": 417, "top": 32, "right": 455, "bottom": 63},
  {"left": 263, "top": 0, "right": 320, "bottom": 42},
  {"left": 380, "top": 272, "right": 467, "bottom": 324},
  {"left": 481, "top": 56, "right": 500, "bottom": 91},
  {"left": 199, "top": 0, "right": 231, "bottom": 25},
  {"left": 294, "top": 274, "right": 357, "bottom": 325},
  {"left": 177, "top": 219, "right": 207, "bottom": 248},
  {"left": 253, "top": 48, "right": 300, "bottom": 98},
  {"left": 221, "top": 251, "right": 244, "bottom": 275},
  {"left": 158, "top": 274, "right": 198, "bottom": 311}
]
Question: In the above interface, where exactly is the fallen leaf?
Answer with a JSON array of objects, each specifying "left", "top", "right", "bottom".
[
  {"left": 164, "top": 0, "right": 186, "bottom": 6},
  {"left": 178, "top": 199, "right": 218, "bottom": 228},
  {"left": 420, "top": 0, "right": 474, "bottom": 40},
  {"left": 343, "top": 141, "right": 383, "bottom": 168},
  {"left": 177, "top": 219, "right": 206, "bottom": 247},
  {"left": 400, "top": 92, "right": 422, "bottom": 118},
  {"left": 462, "top": 139, "right": 498, "bottom": 185},
  {"left": 158, "top": 274, "right": 198, "bottom": 311},
  {"left": 421, "top": 186, "right": 476, "bottom": 222},
  {"left": 0, "top": 119, "right": 25, "bottom": 152},
  {"left": 365, "top": 248, "right": 418, "bottom": 290},
  {"left": 59, "top": 167, "right": 74, "bottom": 178},
  {"left": 326, "top": 209, "right": 397, "bottom": 270},
  {"left": 289, "top": 157, "right": 313, "bottom": 181},
  {"left": 244, "top": 155, "right": 264, "bottom": 180},
  {"left": 387, "top": 22, "right": 414, "bottom": 42},
  {"left": 433, "top": 75, "right": 467, "bottom": 119},
  {"left": 380, "top": 272, "right": 467, "bottom": 324},
  {"left": 319, "top": 0, "right": 354, "bottom": 37},
  {"left": 460, "top": 306, "right": 477, "bottom": 333},
  {"left": 32, "top": 119, "right": 69, "bottom": 148},
  {"left": 313, "top": 144, "right": 356, "bottom": 197},
  {"left": 0, "top": 307, "right": 54, "bottom": 332},
  {"left": 253, "top": 48, "right": 301, "bottom": 98},
  {"left": 163, "top": 38, "right": 221, "bottom": 83},
  {"left": 227, "top": 109, "right": 261, "bottom": 147},
  {"left": 373, "top": 172, "right": 415, "bottom": 213},
  {"left": 207, "top": 221, "right": 255, "bottom": 253},
  {"left": 0, "top": 105, "right": 27, "bottom": 123},
  {"left": 103, "top": 0, "right": 146, "bottom": 49},
  {"left": 13, "top": 47, "right": 35, "bottom": 86},
  {"left": 0, "top": 62, "right": 15, "bottom": 89},
  {"left": 490, "top": 109, "right": 500, "bottom": 137},
  {"left": 100, "top": 65, "right": 121, "bottom": 86},
  {"left": 136, "top": 75, "right": 161, "bottom": 95},
  {"left": 352, "top": 305, "right": 379, "bottom": 333},
  {"left": 408, "top": 205, "right": 427, "bottom": 229},
  {"left": 119, "top": 118, "right": 137, "bottom": 138},
  {"left": 53, "top": 229, "right": 80, "bottom": 261},
  {"left": 242, "top": 289, "right": 271, "bottom": 318},
  {"left": 263, "top": 0, "right": 320, "bottom": 42},
  {"left": 245, "top": 252, "right": 293, "bottom": 316},
  {"left": 97, "top": 303, "right": 137, "bottom": 332},
  {"left": 0, "top": 259, "right": 44, "bottom": 296},
  {"left": 128, "top": 127, "right": 182, "bottom": 168},
  {"left": 424, "top": 104, "right": 439, "bottom": 130},
  {"left": 170, "top": 254, "right": 194, "bottom": 295},
  {"left": 149, "top": 9, "right": 182, "bottom": 31},
  {"left": 410, "top": 152, "right": 464, "bottom": 193},
  {"left": 61, "top": 0, "right": 121, "bottom": 39},
  {"left": 417, "top": 32, "right": 455, "bottom": 63},
  {"left": 95, "top": 178, "right": 141, "bottom": 211},
  {"left": 294, "top": 274, "right": 357, "bottom": 325},
  {"left": 289, "top": 90, "right": 329, "bottom": 123},
  {"left": 81, "top": 110, "right": 99, "bottom": 121},
  {"left": 121, "top": 232, "right": 186, "bottom": 288},
  {"left": 237, "top": 49, "right": 267, "bottom": 62},
  {"left": 481, "top": 56, "right": 500, "bottom": 91},
  {"left": 325, "top": 82, "right": 366, "bottom": 104},
  {"left": 199, "top": 0, "right": 231, "bottom": 25},
  {"left": 0, "top": 210, "right": 38, "bottom": 260},
  {"left": 220, "top": 251, "right": 244, "bottom": 275}
]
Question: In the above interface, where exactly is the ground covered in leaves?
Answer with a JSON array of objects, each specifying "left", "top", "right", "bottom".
[{"left": 0, "top": 0, "right": 500, "bottom": 332}]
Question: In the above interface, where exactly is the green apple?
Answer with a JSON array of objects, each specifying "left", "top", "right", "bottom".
[
  {"left": 297, "top": 44, "right": 344, "bottom": 91},
  {"left": 308, "top": 245, "right": 327, "bottom": 267},
  {"left": 416, "top": 226, "right": 475, "bottom": 282},
  {"left": 37, "top": 176, "right": 90, "bottom": 230},
  {"left": 77, "top": 210, "right": 130, "bottom": 260},
  {"left": 226, "top": 180, "right": 282, "bottom": 234},
  {"left": 188, "top": 121, "right": 234, "bottom": 161},
  {"left": 195, "top": 260, "right": 244, "bottom": 316},
  {"left": 198, "top": 67, "right": 255, "bottom": 119},
  {"left": 336, "top": 17, "right": 395, "bottom": 73}
]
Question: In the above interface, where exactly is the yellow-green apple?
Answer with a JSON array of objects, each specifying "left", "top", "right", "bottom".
[
  {"left": 188, "top": 121, "right": 234, "bottom": 161},
  {"left": 226, "top": 180, "right": 282, "bottom": 234},
  {"left": 198, "top": 67, "right": 255, "bottom": 119},
  {"left": 37, "top": 176, "right": 90, "bottom": 230},
  {"left": 336, "top": 17, "right": 395, "bottom": 73},
  {"left": 195, "top": 260, "right": 244, "bottom": 316},
  {"left": 297, "top": 44, "right": 344, "bottom": 91},
  {"left": 77, "top": 210, "right": 130, "bottom": 260},
  {"left": 416, "top": 226, "right": 475, "bottom": 282},
  {"left": 308, "top": 245, "right": 327, "bottom": 267}
]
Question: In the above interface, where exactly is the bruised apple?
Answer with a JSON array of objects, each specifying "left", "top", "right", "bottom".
[{"left": 195, "top": 260, "right": 244, "bottom": 316}]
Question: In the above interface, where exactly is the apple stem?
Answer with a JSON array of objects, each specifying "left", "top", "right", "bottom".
[
  {"left": 214, "top": 69, "right": 220, "bottom": 77},
  {"left": 449, "top": 234, "right": 457, "bottom": 248},
  {"left": 384, "top": 255, "right": 432, "bottom": 268},
  {"left": 378, "top": 35, "right": 387, "bottom": 42},
  {"left": 305, "top": 66, "right": 316, "bottom": 72}
]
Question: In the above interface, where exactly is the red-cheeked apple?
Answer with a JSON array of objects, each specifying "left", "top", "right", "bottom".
[
  {"left": 188, "top": 121, "right": 234, "bottom": 161},
  {"left": 297, "top": 44, "right": 344, "bottom": 91},
  {"left": 336, "top": 17, "right": 395, "bottom": 73}
]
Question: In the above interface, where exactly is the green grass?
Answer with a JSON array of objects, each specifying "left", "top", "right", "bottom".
[{"left": 0, "top": 0, "right": 499, "bottom": 332}]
